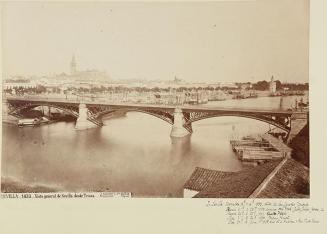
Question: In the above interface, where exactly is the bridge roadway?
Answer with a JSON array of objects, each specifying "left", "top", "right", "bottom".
[
  {"left": 4, "top": 96, "right": 294, "bottom": 115},
  {"left": 4, "top": 95, "right": 307, "bottom": 140}
]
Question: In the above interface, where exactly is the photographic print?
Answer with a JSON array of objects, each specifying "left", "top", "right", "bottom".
[{"left": 1, "top": 0, "right": 309, "bottom": 198}]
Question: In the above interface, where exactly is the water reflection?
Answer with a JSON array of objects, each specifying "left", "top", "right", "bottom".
[{"left": 170, "top": 135, "right": 191, "bottom": 158}]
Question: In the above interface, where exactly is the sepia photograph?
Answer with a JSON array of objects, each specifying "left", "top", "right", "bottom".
[{"left": 1, "top": 0, "right": 309, "bottom": 198}]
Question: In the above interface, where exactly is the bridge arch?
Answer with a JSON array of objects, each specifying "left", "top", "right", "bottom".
[
  {"left": 96, "top": 108, "right": 174, "bottom": 125},
  {"left": 8, "top": 103, "right": 79, "bottom": 118},
  {"left": 184, "top": 113, "right": 291, "bottom": 133}
]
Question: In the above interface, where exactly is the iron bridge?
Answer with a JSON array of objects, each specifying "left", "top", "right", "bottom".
[{"left": 5, "top": 97, "right": 298, "bottom": 138}]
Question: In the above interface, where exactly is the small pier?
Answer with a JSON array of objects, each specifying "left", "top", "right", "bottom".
[{"left": 230, "top": 134, "right": 292, "bottom": 163}]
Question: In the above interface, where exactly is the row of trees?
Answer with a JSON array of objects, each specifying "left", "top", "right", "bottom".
[
  {"left": 4, "top": 86, "right": 64, "bottom": 95},
  {"left": 282, "top": 83, "right": 309, "bottom": 91},
  {"left": 5, "top": 85, "right": 228, "bottom": 95},
  {"left": 72, "top": 85, "right": 238, "bottom": 94},
  {"left": 251, "top": 80, "right": 309, "bottom": 91},
  {"left": 4, "top": 86, "right": 47, "bottom": 95},
  {"left": 4, "top": 81, "right": 308, "bottom": 95}
]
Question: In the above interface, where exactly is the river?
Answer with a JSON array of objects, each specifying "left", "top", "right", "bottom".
[{"left": 1, "top": 94, "right": 307, "bottom": 197}]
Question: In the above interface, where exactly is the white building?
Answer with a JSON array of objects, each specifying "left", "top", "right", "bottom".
[{"left": 269, "top": 76, "right": 276, "bottom": 94}]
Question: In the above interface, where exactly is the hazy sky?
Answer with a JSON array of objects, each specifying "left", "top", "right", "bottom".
[{"left": 1, "top": 0, "right": 309, "bottom": 82}]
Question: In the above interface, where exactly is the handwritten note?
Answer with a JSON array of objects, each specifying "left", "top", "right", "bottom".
[{"left": 206, "top": 200, "right": 324, "bottom": 224}]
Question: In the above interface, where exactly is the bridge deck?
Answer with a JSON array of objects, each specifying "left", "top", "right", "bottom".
[{"left": 5, "top": 96, "right": 297, "bottom": 114}]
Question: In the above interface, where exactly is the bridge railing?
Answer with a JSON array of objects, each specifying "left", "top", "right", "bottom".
[{"left": 4, "top": 93, "right": 306, "bottom": 113}]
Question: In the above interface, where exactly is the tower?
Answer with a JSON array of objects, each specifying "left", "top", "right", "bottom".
[
  {"left": 70, "top": 54, "right": 77, "bottom": 75},
  {"left": 269, "top": 75, "right": 276, "bottom": 94}
]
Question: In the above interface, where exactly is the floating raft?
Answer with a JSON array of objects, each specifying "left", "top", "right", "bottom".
[
  {"left": 259, "top": 134, "right": 292, "bottom": 158},
  {"left": 230, "top": 134, "right": 292, "bottom": 162}
]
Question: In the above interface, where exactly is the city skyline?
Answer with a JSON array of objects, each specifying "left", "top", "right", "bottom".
[{"left": 2, "top": 1, "right": 309, "bottom": 82}]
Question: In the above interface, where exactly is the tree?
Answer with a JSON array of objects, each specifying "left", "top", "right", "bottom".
[
  {"left": 253, "top": 80, "right": 269, "bottom": 90},
  {"left": 275, "top": 80, "right": 282, "bottom": 90}
]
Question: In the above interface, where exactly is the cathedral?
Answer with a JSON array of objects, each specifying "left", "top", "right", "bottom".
[{"left": 55, "top": 55, "right": 110, "bottom": 82}]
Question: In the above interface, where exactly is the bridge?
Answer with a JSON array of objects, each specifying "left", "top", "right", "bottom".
[{"left": 3, "top": 96, "right": 308, "bottom": 141}]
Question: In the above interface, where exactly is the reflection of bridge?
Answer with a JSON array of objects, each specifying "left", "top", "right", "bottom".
[{"left": 4, "top": 96, "right": 308, "bottom": 141}]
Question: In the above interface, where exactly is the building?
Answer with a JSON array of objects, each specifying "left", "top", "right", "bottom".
[
  {"left": 269, "top": 76, "right": 276, "bottom": 94},
  {"left": 50, "top": 55, "right": 111, "bottom": 82},
  {"left": 71, "top": 55, "right": 110, "bottom": 81},
  {"left": 183, "top": 158, "right": 309, "bottom": 198},
  {"left": 254, "top": 158, "right": 309, "bottom": 198},
  {"left": 183, "top": 167, "right": 234, "bottom": 198}
]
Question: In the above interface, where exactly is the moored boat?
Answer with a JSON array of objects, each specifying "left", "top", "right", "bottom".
[{"left": 17, "top": 117, "right": 49, "bottom": 127}]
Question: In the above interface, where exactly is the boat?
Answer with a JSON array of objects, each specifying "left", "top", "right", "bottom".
[
  {"left": 269, "top": 92, "right": 282, "bottom": 97},
  {"left": 298, "top": 100, "right": 309, "bottom": 110},
  {"left": 208, "top": 97, "right": 226, "bottom": 101},
  {"left": 18, "top": 117, "right": 49, "bottom": 127},
  {"left": 186, "top": 99, "right": 198, "bottom": 105},
  {"left": 185, "top": 98, "right": 208, "bottom": 105},
  {"left": 247, "top": 91, "right": 258, "bottom": 98},
  {"left": 233, "top": 93, "right": 244, "bottom": 99}
]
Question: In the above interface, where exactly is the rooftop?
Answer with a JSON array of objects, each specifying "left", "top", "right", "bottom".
[
  {"left": 185, "top": 158, "right": 309, "bottom": 198},
  {"left": 184, "top": 167, "right": 234, "bottom": 192},
  {"left": 256, "top": 158, "right": 309, "bottom": 198},
  {"left": 193, "top": 160, "right": 281, "bottom": 198}
]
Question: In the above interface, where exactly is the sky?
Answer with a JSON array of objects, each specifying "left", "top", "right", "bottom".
[{"left": 1, "top": 0, "right": 309, "bottom": 82}]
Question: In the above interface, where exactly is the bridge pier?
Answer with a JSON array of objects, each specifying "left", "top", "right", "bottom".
[
  {"left": 75, "top": 103, "right": 97, "bottom": 130},
  {"left": 170, "top": 108, "right": 190, "bottom": 138}
]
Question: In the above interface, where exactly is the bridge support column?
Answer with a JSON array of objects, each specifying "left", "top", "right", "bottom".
[
  {"left": 75, "top": 103, "right": 96, "bottom": 130},
  {"left": 170, "top": 108, "right": 190, "bottom": 138}
]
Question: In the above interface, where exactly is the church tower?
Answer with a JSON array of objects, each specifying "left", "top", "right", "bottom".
[{"left": 70, "top": 54, "right": 77, "bottom": 75}]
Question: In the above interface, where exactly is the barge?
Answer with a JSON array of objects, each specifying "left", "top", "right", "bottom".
[{"left": 17, "top": 117, "right": 50, "bottom": 127}]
